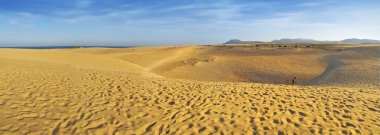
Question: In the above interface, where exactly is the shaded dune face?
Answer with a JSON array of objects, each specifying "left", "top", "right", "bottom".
[
  {"left": 112, "top": 45, "right": 379, "bottom": 87},
  {"left": 307, "top": 46, "right": 380, "bottom": 88}
]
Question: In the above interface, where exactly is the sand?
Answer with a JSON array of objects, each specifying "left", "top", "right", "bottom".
[{"left": 0, "top": 45, "right": 379, "bottom": 134}]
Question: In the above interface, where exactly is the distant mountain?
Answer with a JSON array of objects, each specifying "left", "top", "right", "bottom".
[
  {"left": 271, "top": 38, "right": 318, "bottom": 43},
  {"left": 224, "top": 38, "right": 380, "bottom": 44},
  {"left": 341, "top": 38, "right": 380, "bottom": 44},
  {"left": 224, "top": 39, "right": 263, "bottom": 44}
]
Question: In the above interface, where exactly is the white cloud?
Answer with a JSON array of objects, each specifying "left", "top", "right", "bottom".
[
  {"left": 1, "top": 0, "right": 380, "bottom": 44},
  {"left": 295, "top": 0, "right": 337, "bottom": 7},
  {"left": 1, "top": 12, "right": 42, "bottom": 28},
  {"left": 76, "top": 0, "right": 92, "bottom": 8},
  {"left": 273, "top": 12, "right": 304, "bottom": 17},
  {"left": 57, "top": 9, "right": 147, "bottom": 24},
  {"left": 296, "top": 2, "right": 324, "bottom": 7}
]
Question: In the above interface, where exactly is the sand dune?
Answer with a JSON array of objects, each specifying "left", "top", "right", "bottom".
[
  {"left": 0, "top": 45, "right": 379, "bottom": 134},
  {"left": 307, "top": 46, "right": 380, "bottom": 88},
  {"left": 90, "top": 45, "right": 379, "bottom": 88}
]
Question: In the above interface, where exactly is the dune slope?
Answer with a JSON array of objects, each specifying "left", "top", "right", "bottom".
[{"left": 93, "top": 45, "right": 380, "bottom": 88}]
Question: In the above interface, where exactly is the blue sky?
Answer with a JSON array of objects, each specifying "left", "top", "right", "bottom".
[{"left": 0, "top": 0, "right": 379, "bottom": 46}]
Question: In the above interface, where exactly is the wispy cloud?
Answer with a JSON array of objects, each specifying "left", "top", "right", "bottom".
[
  {"left": 295, "top": 0, "right": 338, "bottom": 7},
  {"left": 57, "top": 9, "right": 146, "bottom": 24},
  {"left": 296, "top": 2, "right": 324, "bottom": 7},
  {"left": 0, "top": 0, "right": 379, "bottom": 45},
  {"left": 76, "top": 0, "right": 92, "bottom": 8},
  {"left": 252, "top": 11, "right": 335, "bottom": 28},
  {"left": 1, "top": 12, "right": 42, "bottom": 28}
]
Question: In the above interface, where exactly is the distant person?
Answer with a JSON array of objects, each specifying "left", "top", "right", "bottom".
[{"left": 292, "top": 76, "right": 296, "bottom": 85}]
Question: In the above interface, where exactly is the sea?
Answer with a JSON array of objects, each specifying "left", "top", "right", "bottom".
[{"left": 0, "top": 46, "right": 136, "bottom": 49}]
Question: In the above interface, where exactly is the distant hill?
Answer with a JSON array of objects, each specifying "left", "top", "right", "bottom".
[
  {"left": 224, "top": 39, "right": 263, "bottom": 44},
  {"left": 271, "top": 38, "right": 318, "bottom": 43},
  {"left": 341, "top": 38, "right": 380, "bottom": 44}
]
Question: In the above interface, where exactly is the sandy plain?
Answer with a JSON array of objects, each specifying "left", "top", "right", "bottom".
[{"left": 0, "top": 44, "right": 379, "bottom": 134}]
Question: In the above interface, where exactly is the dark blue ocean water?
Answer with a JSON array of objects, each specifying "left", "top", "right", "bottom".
[{"left": 0, "top": 46, "right": 136, "bottom": 49}]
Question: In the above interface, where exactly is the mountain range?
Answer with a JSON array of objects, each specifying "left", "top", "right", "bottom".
[
  {"left": 340, "top": 38, "right": 380, "bottom": 44},
  {"left": 271, "top": 38, "right": 318, "bottom": 43},
  {"left": 224, "top": 39, "right": 264, "bottom": 44},
  {"left": 224, "top": 38, "right": 380, "bottom": 44}
]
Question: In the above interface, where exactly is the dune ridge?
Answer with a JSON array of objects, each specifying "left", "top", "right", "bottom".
[{"left": 0, "top": 45, "right": 379, "bottom": 134}]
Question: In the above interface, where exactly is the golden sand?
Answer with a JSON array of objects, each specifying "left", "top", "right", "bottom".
[{"left": 0, "top": 45, "right": 379, "bottom": 134}]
